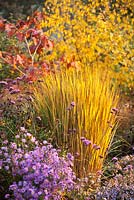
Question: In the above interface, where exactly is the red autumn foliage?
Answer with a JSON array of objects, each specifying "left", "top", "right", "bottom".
[{"left": 0, "top": 11, "right": 54, "bottom": 81}]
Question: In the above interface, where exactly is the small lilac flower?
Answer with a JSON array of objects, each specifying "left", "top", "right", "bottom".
[
  {"left": 0, "top": 160, "right": 3, "bottom": 169},
  {"left": 97, "top": 170, "right": 102, "bottom": 175},
  {"left": 124, "top": 165, "right": 133, "bottom": 171},
  {"left": 80, "top": 137, "right": 86, "bottom": 141},
  {"left": 93, "top": 144, "right": 98, "bottom": 149},
  {"left": 12, "top": 80, "right": 17, "bottom": 84},
  {"left": 3, "top": 140, "right": 8, "bottom": 144},
  {"left": 23, "top": 167, "right": 28, "bottom": 173},
  {"left": 83, "top": 139, "right": 92, "bottom": 146},
  {"left": 4, "top": 152, "right": 9, "bottom": 157},
  {"left": 10, "top": 100, "right": 16, "bottom": 104},
  {"left": 73, "top": 128, "right": 76, "bottom": 133},
  {"left": 17, "top": 98, "right": 23, "bottom": 102},
  {"left": 15, "top": 135, "right": 20, "bottom": 139},
  {"left": 10, "top": 143, "right": 17, "bottom": 149},
  {"left": 112, "top": 157, "right": 118, "bottom": 162},
  {"left": 30, "top": 137, "right": 36, "bottom": 143},
  {"left": 25, "top": 133, "right": 31, "bottom": 138},
  {"left": 22, "top": 139, "right": 26, "bottom": 143},
  {"left": 16, "top": 77, "right": 23, "bottom": 81},
  {"left": 68, "top": 128, "right": 72, "bottom": 133},
  {"left": 94, "top": 145, "right": 101, "bottom": 150},
  {"left": 9, "top": 87, "right": 14, "bottom": 91},
  {"left": 9, "top": 183, "right": 17, "bottom": 190},
  {"left": 111, "top": 108, "right": 118, "bottom": 114},
  {"left": 4, "top": 165, "right": 9, "bottom": 170},
  {"left": 36, "top": 116, "right": 41, "bottom": 121},
  {"left": 10, "top": 89, "right": 20, "bottom": 94},
  {"left": 5, "top": 194, "right": 10, "bottom": 199},
  {"left": 75, "top": 152, "right": 80, "bottom": 157},
  {"left": 28, "top": 81, "right": 33, "bottom": 84},
  {"left": 0, "top": 81, "right": 8, "bottom": 85},
  {"left": 1, "top": 146, "right": 8, "bottom": 151},
  {"left": 43, "top": 140, "right": 48, "bottom": 145},
  {"left": 20, "top": 127, "right": 26, "bottom": 132},
  {"left": 35, "top": 141, "right": 38, "bottom": 145},
  {"left": 67, "top": 153, "right": 74, "bottom": 161},
  {"left": 70, "top": 101, "right": 75, "bottom": 107}
]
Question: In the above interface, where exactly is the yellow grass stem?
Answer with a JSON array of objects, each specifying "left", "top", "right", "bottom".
[{"left": 33, "top": 67, "right": 119, "bottom": 178}]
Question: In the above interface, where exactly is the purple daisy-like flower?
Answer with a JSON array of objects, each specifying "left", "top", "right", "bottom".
[
  {"left": 20, "top": 127, "right": 26, "bottom": 132},
  {"left": 5, "top": 194, "right": 10, "bottom": 199}
]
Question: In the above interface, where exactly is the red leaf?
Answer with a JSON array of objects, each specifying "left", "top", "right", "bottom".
[
  {"left": 16, "top": 55, "right": 24, "bottom": 65},
  {"left": 16, "top": 20, "right": 27, "bottom": 30},
  {"left": 40, "top": 35, "right": 54, "bottom": 50},
  {"left": 0, "top": 51, "right": 2, "bottom": 58},
  {"left": 5, "top": 24, "right": 16, "bottom": 37},
  {"left": 0, "top": 19, "right": 5, "bottom": 31},
  {"left": 32, "top": 30, "right": 41, "bottom": 38},
  {"left": 46, "top": 40, "right": 54, "bottom": 50},
  {"left": 26, "top": 29, "right": 34, "bottom": 39},
  {"left": 29, "top": 45, "right": 36, "bottom": 54},
  {"left": 16, "top": 32, "right": 24, "bottom": 41}
]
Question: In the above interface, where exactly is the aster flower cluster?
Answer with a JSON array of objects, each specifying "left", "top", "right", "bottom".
[
  {"left": 0, "top": 129, "right": 76, "bottom": 200},
  {"left": 94, "top": 155, "right": 134, "bottom": 200}
]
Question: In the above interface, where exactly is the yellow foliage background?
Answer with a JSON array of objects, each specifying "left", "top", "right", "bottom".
[{"left": 40, "top": 0, "right": 134, "bottom": 94}]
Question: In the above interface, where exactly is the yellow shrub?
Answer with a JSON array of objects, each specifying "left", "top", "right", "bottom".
[
  {"left": 40, "top": 0, "right": 134, "bottom": 93},
  {"left": 33, "top": 67, "right": 119, "bottom": 177}
]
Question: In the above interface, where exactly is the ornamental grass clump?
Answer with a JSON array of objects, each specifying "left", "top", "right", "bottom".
[{"left": 33, "top": 67, "right": 119, "bottom": 177}]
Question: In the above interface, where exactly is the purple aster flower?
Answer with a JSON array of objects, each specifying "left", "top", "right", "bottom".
[
  {"left": 30, "top": 137, "right": 36, "bottom": 143},
  {"left": 0, "top": 160, "right": 3, "bottom": 169},
  {"left": 15, "top": 135, "right": 20, "bottom": 139},
  {"left": 10, "top": 143, "right": 17, "bottom": 149},
  {"left": 20, "top": 127, "right": 26, "bottom": 132},
  {"left": 5, "top": 194, "right": 10, "bottom": 199},
  {"left": 22, "top": 139, "right": 26, "bottom": 143},
  {"left": 1, "top": 133, "right": 76, "bottom": 199},
  {"left": 1, "top": 146, "right": 8, "bottom": 151},
  {"left": 3, "top": 140, "right": 8, "bottom": 144},
  {"left": 4, "top": 165, "right": 9, "bottom": 170}
]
